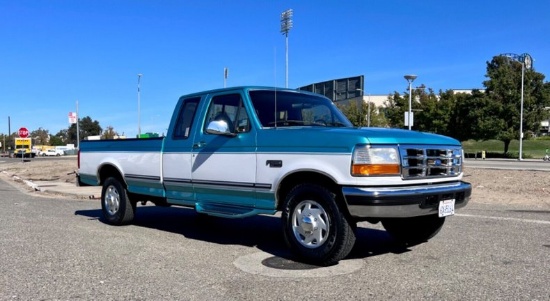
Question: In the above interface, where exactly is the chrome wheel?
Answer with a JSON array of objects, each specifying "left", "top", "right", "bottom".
[
  {"left": 104, "top": 185, "right": 120, "bottom": 216},
  {"left": 101, "top": 177, "right": 135, "bottom": 225},
  {"left": 291, "top": 200, "right": 330, "bottom": 248}
]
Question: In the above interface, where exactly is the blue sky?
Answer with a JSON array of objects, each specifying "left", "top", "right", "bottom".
[{"left": 1, "top": 0, "right": 549, "bottom": 138}]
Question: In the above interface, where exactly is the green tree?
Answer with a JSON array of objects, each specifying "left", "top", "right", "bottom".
[
  {"left": 101, "top": 126, "right": 119, "bottom": 139},
  {"left": 383, "top": 92, "right": 407, "bottom": 128},
  {"left": 337, "top": 99, "right": 388, "bottom": 127},
  {"left": 30, "top": 127, "right": 50, "bottom": 145},
  {"left": 67, "top": 116, "right": 102, "bottom": 147},
  {"left": 483, "top": 55, "right": 549, "bottom": 153},
  {"left": 49, "top": 135, "right": 65, "bottom": 146},
  {"left": 413, "top": 87, "right": 453, "bottom": 135},
  {"left": 54, "top": 129, "right": 68, "bottom": 145}
]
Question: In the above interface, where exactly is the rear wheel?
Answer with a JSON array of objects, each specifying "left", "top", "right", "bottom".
[
  {"left": 282, "top": 183, "right": 356, "bottom": 266},
  {"left": 382, "top": 215, "right": 445, "bottom": 246},
  {"left": 101, "top": 177, "right": 135, "bottom": 225}
]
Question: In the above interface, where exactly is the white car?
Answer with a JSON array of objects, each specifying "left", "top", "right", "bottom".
[{"left": 39, "top": 149, "right": 64, "bottom": 156}]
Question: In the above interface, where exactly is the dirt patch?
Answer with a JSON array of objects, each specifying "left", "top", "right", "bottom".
[
  {"left": 0, "top": 158, "right": 78, "bottom": 184},
  {"left": 465, "top": 168, "right": 550, "bottom": 209},
  {"left": 1, "top": 157, "right": 549, "bottom": 209}
]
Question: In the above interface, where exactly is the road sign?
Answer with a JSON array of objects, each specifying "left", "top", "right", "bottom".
[
  {"left": 69, "top": 112, "right": 77, "bottom": 124},
  {"left": 18, "top": 127, "right": 29, "bottom": 138}
]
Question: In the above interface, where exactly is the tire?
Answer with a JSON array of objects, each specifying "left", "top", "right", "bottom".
[
  {"left": 101, "top": 177, "right": 136, "bottom": 225},
  {"left": 382, "top": 215, "right": 445, "bottom": 246},
  {"left": 282, "top": 183, "right": 356, "bottom": 266}
]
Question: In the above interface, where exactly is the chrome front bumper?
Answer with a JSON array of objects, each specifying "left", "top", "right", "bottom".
[{"left": 342, "top": 181, "right": 471, "bottom": 218}]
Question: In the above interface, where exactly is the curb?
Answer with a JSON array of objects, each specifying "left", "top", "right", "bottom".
[{"left": 1, "top": 170, "right": 100, "bottom": 200}]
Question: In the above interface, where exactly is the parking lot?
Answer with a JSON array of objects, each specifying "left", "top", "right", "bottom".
[{"left": 0, "top": 169, "right": 549, "bottom": 300}]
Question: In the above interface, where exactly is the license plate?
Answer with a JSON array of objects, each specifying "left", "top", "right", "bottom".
[{"left": 438, "top": 199, "right": 455, "bottom": 217}]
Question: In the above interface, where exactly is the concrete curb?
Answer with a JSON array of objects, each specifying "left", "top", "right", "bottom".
[{"left": 1, "top": 170, "right": 101, "bottom": 200}]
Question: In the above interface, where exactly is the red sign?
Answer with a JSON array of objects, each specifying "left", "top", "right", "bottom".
[{"left": 18, "top": 127, "right": 29, "bottom": 138}]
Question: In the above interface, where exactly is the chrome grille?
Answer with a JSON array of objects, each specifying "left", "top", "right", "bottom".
[{"left": 400, "top": 145, "right": 463, "bottom": 180}]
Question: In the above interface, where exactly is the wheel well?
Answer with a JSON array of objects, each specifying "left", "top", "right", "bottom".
[
  {"left": 276, "top": 171, "right": 344, "bottom": 211},
  {"left": 98, "top": 164, "right": 125, "bottom": 187}
]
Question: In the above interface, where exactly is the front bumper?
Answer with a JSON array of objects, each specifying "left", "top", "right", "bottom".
[{"left": 342, "top": 181, "right": 471, "bottom": 218}]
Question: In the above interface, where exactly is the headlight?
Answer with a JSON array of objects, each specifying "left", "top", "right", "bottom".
[{"left": 351, "top": 146, "right": 400, "bottom": 176}]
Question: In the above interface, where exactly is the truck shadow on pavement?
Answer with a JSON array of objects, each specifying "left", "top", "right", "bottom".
[{"left": 75, "top": 206, "right": 412, "bottom": 263}]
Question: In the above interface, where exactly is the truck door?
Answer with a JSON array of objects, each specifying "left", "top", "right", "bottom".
[
  {"left": 191, "top": 92, "right": 257, "bottom": 209},
  {"left": 162, "top": 96, "right": 202, "bottom": 206}
]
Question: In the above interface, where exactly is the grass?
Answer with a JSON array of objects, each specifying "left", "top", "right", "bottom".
[{"left": 462, "top": 138, "right": 550, "bottom": 159}]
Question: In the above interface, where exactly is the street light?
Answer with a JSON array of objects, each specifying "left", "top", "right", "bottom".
[
  {"left": 137, "top": 73, "right": 142, "bottom": 137},
  {"left": 500, "top": 53, "right": 533, "bottom": 160},
  {"left": 280, "top": 9, "right": 293, "bottom": 88},
  {"left": 404, "top": 74, "right": 417, "bottom": 130}
]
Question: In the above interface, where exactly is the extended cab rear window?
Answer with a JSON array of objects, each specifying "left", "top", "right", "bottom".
[{"left": 173, "top": 97, "right": 201, "bottom": 139}]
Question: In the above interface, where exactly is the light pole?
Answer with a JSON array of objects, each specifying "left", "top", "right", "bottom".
[
  {"left": 404, "top": 74, "right": 417, "bottom": 130},
  {"left": 137, "top": 73, "right": 142, "bottom": 137},
  {"left": 500, "top": 53, "right": 532, "bottom": 160},
  {"left": 280, "top": 9, "right": 293, "bottom": 88}
]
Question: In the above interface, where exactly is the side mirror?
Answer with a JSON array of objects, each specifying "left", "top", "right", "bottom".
[{"left": 206, "top": 120, "right": 236, "bottom": 137}]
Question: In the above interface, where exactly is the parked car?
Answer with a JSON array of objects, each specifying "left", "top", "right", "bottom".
[{"left": 39, "top": 149, "right": 64, "bottom": 156}]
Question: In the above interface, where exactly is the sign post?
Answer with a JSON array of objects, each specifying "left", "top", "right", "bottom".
[{"left": 17, "top": 127, "right": 30, "bottom": 161}]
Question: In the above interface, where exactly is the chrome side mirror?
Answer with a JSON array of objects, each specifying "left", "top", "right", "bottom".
[{"left": 206, "top": 120, "right": 236, "bottom": 137}]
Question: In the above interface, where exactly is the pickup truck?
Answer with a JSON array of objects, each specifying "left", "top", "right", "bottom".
[{"left": 78, "top": 86, "right": 471, "bottom": 266}]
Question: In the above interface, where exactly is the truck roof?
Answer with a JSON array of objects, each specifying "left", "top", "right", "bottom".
[{"left": 178, "top": 86, "right": 319, "bottom": 99}]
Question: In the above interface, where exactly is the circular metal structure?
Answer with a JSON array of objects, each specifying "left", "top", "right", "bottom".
[{"left": 290, "top": 200, "right": 330, "bottom": 248}]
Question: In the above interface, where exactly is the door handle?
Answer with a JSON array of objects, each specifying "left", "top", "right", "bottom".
[{"left": 193, "top": 141, "right": 206, "bottom": 149}]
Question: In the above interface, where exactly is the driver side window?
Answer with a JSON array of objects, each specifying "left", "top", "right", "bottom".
[{"left": 205, "top": 94, "right": 250, "bottom": 133}]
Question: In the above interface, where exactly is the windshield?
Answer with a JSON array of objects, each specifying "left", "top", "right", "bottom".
[{"left": 249, "top": 90, "right": 353, "bottom": 128}]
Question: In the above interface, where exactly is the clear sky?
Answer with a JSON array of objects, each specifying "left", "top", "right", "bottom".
[{"left": 1, "top": 0, "right": 549, "bottom": 138}]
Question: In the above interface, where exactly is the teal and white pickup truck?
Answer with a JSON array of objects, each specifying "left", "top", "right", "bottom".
[{"left": 78, "top": 86, "right": 471, "bottom": 265}]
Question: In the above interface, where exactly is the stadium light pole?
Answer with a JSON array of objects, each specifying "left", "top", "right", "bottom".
[
  {"left": 137, "top": 73, "right": 142, "bottom": 137},
  {"left": 280, "top": 9, "right": 293, "bottom": 88},
  {"left": 500, "top": 53, "right": 532, "bottom": 160},
  {"left": 404, "top": 74, "right": 417, "bottom": 130}
]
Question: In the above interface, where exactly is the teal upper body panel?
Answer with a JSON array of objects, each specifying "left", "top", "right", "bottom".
[
  {"left": 255, "top": 127, "right": 460, "bottom": 154},
  {"left": 80, "top": 86, "right": 460, "bottom": 154}
]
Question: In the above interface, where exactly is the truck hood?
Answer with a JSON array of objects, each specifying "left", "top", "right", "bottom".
[
  {"left": 257, "top": 127, "right": 461, "bottom": 153},
  {"left": 353, "top": 127, "right": 460, "bottom": 145}
]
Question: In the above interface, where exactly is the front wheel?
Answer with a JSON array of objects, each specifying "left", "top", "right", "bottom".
[
  {"left": 282, "top": 183, "right": 356, "bottom": 266},
  {"left": 382, "top": 215, "right": 445, "bottom": 246},
  {"left": 101, "top": 177, "right": 136, "bottom": 225}
]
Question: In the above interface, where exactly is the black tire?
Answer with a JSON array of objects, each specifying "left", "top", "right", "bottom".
[
  {"left": 382, "top": 215, "right": 445, "bottom": 246},
  {"left": 101, "top": 177, "right": 135, "bottom": 225},
  {"left": 282, "top": 183, "right": 356, "bottom": 266}
]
